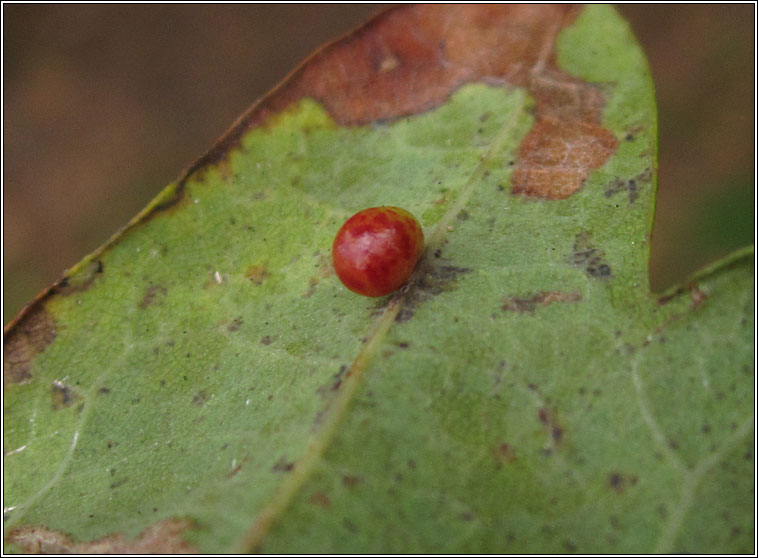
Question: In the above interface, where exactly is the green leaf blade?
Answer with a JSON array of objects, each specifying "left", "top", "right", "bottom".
[{"left": 4, "top": 5, "right": 752, "bottom": 554}]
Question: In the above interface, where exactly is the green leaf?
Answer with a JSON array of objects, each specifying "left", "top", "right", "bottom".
[{"left": 4, "top": 5, "right": 753, "bottom": 553}]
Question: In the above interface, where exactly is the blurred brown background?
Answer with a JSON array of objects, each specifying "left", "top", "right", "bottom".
[{"left": 3, "top": 5, "right": 754, "bottom": 324}]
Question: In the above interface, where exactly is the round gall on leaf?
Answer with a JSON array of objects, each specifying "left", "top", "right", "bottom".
[{"left": 332, "top": 206, "right": 425, "bottom": 297}]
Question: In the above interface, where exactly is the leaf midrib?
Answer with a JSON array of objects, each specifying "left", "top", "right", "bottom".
[{"left": 233, "top": 86, "right": 530, "bottom": 552}]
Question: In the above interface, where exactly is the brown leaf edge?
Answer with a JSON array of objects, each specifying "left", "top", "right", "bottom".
[{"left": 6, "top": 518, "right": 198, "bottom": 554}]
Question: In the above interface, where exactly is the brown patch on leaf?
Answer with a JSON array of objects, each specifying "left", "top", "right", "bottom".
[
  {"left": 52, "top": 381, "right": 82, "bottom": 410},
  {"left": 4, "top": 305, "right": 57, "bottom": 388},
  {"left": 178, "top": 5, "right": 598, "bottom": 188},
  {"left": 608, "top": 471, "right": 639, "bottom": 494},
  {"left": 502, "top": 291, "right": 582, "bottom": 313},
  {"left": 572, "top": 231, "right": 612, "bottom": 279},
  {"left": 290, "top": 5, "right": 583, "bottom": 126},
  {"left": 245, "top": 265, "right": 269, "bottom": 285},
  {"left": 6, "top": 518, "right": 198, "bottom": 554},
  {"left": 512, "top": 69, "right": 619, "bottom": 199},
  {"left": 138, "top": 285, "right": 168, "bottom": 309}
]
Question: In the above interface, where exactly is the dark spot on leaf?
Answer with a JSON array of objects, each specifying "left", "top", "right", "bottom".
[
  {"left": 342, "top": 475, "right": 362, "bottom": 488},
  {"left": 135, "top": 181, "right": 189, "bottom": 225},
  {"left": 538, "top": 407, "right": 564, "bottom": 445},
  {"left": 107, "top": 440, "right": 119, "bottom": 449},
  {"left": 493, "top": 443, "right": 518, "bottom": 468},
  {"left": 273, "top": 457, "right": 294, "bottom": 473},
  {"left": 52, "top": 260, "right": 105, "bottom": 297},
  {"left": 317, "top": 365, "right": 349, "bottom": 398},
  {"left": 227, "top": 457, "right": 248, "bottom": 478},
  {"left": 4, "top": 305, "right": 57, "bottom": 387},
  {"left": 502, "top": 291, "right": 581, "bottom": 313},
  {"left": 303, "top": 277, "right": 319, "bottom": 298},
  {"left": 343, "top": 519, "right": 359, "bottom": 533},
  {"left": 572, "top": 231, "right": 612, "bottom": 279},
  {"left": 52, "top": 381, "right": 82, "bottom": 410},
  {"left": 457, "top": 210, "right": 470, "bottom": 221},
  {"left": 396, "top": 262, "right": 471, "bottom": 322},
  {"left": 227, "top": 316, "right": 244, "bottom": 332},
  {"left": 310, "top": 492, "right": 331, "bottom": 507},
  {"left": 139, "top": 285, "right": 167, "bottom": 309},
  {"left": 460, "top": 511, "right": 474, "bottom": 522},
  {"left": 246, "top": 265, "right": 269, "bottom": 285},
  {"left": 110, "top": 478, "right": 128, "bottom": 490},
  {"left": 261, "top": 335, "right": 273, "bottom": 345},
  {"left": 98, "top": 387, "right": 111, "bottom": 395},
  {"left": 604, "top": 168, "right": 651, "bottom": 204},
  {"left": 609, "top": 472, "right": 638, "bottom": 493},
  {"left": 192, "top": 391, "right": 210, "bottom": 406}
]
